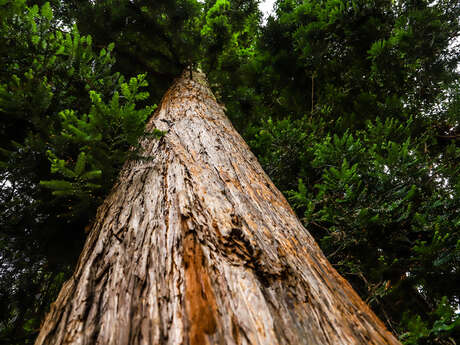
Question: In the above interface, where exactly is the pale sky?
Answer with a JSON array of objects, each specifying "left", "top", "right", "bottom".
[{"left": 259, "top": 0, "right": 276, "bottom": 19}]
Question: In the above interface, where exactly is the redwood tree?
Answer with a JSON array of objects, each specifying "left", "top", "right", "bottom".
[{"left": 35, "top": 71, "right": 401, "bottom": 345}]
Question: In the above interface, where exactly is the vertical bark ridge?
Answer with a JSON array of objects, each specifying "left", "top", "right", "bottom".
[{"left": 35, "top": 71, "right": 402, "bottom": 345}]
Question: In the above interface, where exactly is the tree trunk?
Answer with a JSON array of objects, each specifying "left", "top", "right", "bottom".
[{"left": 35, "top": 71, "right": 401, "bottom": 345}]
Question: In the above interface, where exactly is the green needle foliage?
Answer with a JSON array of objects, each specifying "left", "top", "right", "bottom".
[
  {"left": 0, "top": 1, "right": 159, "bottom": 343},
  {"left": 245, "top": 0, "right": 460, "bottom": 343},
  {"left": 250, "top": 114, "right": 460, "bottom": 344}
]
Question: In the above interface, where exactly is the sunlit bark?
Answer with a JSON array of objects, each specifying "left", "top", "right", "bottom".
[{"left": 35, "top": 71, "right": 401, "bottom": 345}]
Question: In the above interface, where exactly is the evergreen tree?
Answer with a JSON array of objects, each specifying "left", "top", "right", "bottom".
[
  {"left": 35, "top": 70, "right": 402, "bottom": 345},
  {"left": 1, "top": 0, "right": 460, "bottom": 343}
]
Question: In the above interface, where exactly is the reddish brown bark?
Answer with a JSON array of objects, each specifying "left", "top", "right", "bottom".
[{"left": 35, "top": 71, "right": 402, "bottom": 345}]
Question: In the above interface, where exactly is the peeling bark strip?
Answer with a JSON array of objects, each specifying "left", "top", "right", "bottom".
[
  {"left": 35, "top": 71, "right": 402, "bottom": 345},
  {"left": 183, "top": 218, "right": 218, "bottom": 345}
]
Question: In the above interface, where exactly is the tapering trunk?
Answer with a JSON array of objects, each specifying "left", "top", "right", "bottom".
[{"left": 35, "top": 71, "right": 401, "bottom": 345}]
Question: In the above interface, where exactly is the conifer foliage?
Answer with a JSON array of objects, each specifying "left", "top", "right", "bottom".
[{"left": 0, "top": 2, "right": 157, "bottom": 343}]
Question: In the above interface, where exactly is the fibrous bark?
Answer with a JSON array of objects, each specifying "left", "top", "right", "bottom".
[{"left": 35, "top": 71, "right": 402, "bottom": 345}]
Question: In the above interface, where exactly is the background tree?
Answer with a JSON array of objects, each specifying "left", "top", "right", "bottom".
[
  {"left": 245, "top": 0, "right": 460, "bottom": 343},
  {"left": 0, "top": 2, "right": 157, "bottom": 343}
]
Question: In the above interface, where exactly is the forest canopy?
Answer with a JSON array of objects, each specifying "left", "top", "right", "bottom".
[{"left": 0, "top": 0, "right": 459, "bottom": 344}]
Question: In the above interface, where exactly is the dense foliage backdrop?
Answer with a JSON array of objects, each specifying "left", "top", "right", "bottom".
[{"left": 1, "top": 0, "right": 459, "bottom": 344}]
